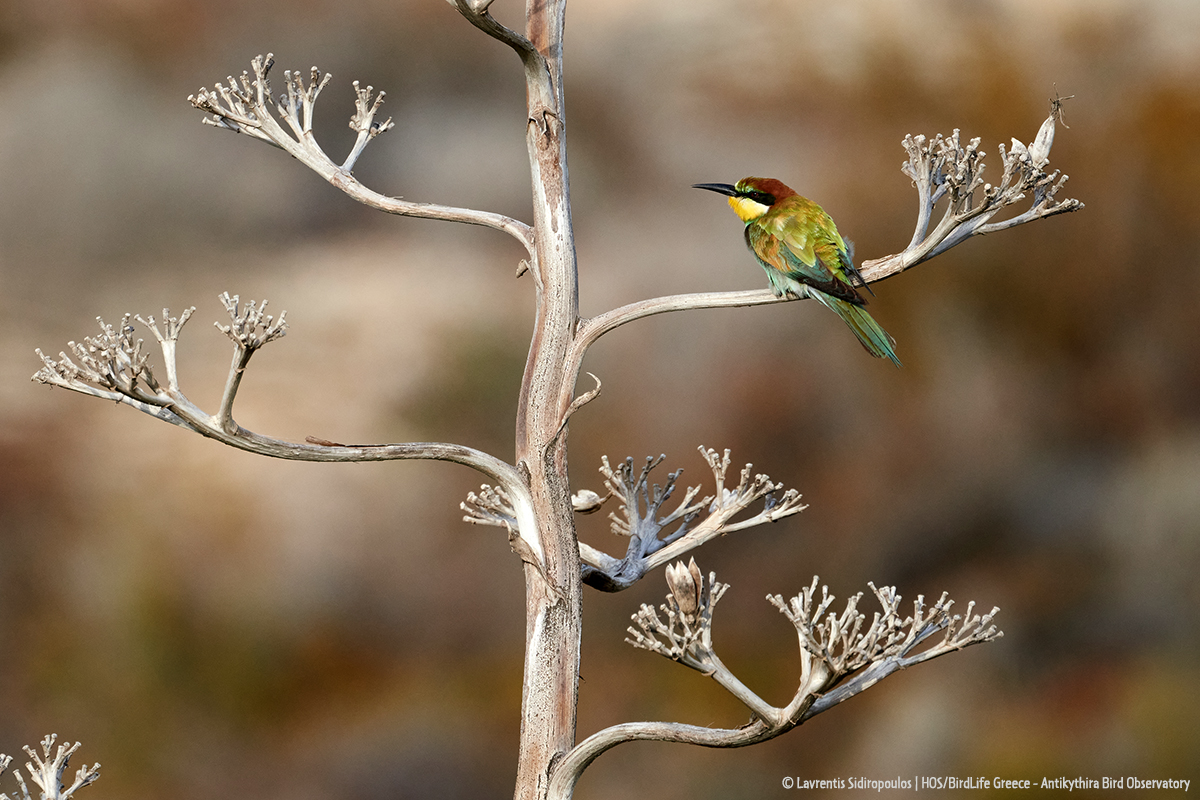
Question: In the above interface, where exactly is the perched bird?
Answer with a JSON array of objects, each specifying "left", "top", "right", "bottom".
[{"left": 694, "top": 177, "right": 901, "bottom": 366}]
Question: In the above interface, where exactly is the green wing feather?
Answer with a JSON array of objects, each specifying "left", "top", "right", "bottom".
[
  {"left": 807, "top": 288, "right": 902, "bottom": 367},
  {"left": 744, "top": 197, "right": 901, "bottom": 366}
]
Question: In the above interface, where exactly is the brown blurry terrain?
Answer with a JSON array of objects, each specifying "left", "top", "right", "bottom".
[{"left": 0, "top": 0, "right": 1197, "bottom": 797}]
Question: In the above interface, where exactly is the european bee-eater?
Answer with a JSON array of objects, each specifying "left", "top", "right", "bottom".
[{"left": 695, "top": 177, "right": 901, "bottom": 366}]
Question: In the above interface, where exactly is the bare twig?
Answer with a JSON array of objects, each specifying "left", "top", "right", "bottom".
[
  {"left": 343, "top": 80, "right": 395, "bottom": 172},
  {"left": 189, "top": 54, "right": 534, "bottom": 254},
  {"left": 445, "top": 0, "right": 539, "bottom": 60},
  {"left": 32, "top": 296, "right": 541, "bottom": 559},
  {"left": 547, "top": 718, "right": 778, "bottom": 800},
  {"left": 212, "top": 292, "right": 287, "bottom": 431},
  {"left": 556, "top": 372, "right": 602, "bottom": 437}
]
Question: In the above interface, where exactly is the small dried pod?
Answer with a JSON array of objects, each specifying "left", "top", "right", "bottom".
[
  {"left": 1029, "top": 91, "right": 1072, "bottom": 169},
  {"left": 571, "top": 489, "right": 605, "bottom": 514},
  {"left": 665, "top": 558, "right": 703, "bottom": 618},
  {"left": 1028, "top": 115, "right": 1055, "bottom": 168}
]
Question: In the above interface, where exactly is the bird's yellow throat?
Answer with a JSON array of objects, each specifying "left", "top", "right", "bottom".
[{"left": 728, "top": 195, "right": 770, "bottom": 222}]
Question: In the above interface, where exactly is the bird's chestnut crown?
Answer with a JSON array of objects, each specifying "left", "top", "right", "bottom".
[{"left": 733, "top": 182, "right": 776, "bottom": 207}]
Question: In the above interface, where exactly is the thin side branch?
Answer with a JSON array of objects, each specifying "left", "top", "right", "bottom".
[
  {"left": 210, "top": 292, "right": 288, "bottom": 431},
  {"left": 445, "top": 0, "right": 540, "bottom": 60},
  {"left": 32, "top": 295, "right": 542, "bottom": 561},
  {"left": 625, "top": 559, "right": 777, "bottom": 722},
  {"left": 189, "top": 54, "right": 534, "bottom": 254},
  {"left": 547, "top": 566, "right": 1001, "bottom": 800},
  {"left": 547, "top": 718, "right": 775, "bottom": 800},
  {"left": 569, "top": 97, "right": 1082, "bottom": 364}
]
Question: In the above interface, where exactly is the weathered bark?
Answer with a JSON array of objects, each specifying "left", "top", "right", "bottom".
[{"left": 511, "top": 1, "right": 583, "bottom": 797}]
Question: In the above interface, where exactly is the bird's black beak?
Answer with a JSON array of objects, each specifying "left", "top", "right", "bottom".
[{"left": 692, "top": 182, "right": 740, "bottom": 197}]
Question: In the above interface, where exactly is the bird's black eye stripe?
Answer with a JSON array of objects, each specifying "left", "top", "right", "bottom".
[{"left": 741, "top": 190, "right": 775, "bottom": 206}]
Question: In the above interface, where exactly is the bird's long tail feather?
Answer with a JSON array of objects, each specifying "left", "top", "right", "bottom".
[{"left": 808, "top": 288, "right": 902, "bottom": 367}]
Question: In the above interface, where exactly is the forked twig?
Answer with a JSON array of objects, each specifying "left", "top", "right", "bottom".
[{"left": 189, "top": 54, "right": 534, "bottom": 253}]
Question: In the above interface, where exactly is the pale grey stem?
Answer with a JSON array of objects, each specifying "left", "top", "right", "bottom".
[
  {"left": 706, "top": 651, "right": 781, "bottom": 724},
  {"left": 189, "top": 54, "right": 535, "bottom": 256},
  {"left": 547, "top": 719, "right": 776, "bottom": 800},
  {"left": 445, "top": 0, "right": 540, "bottom": 61},
  {"left": 217, "top": 345, "right": 253, "bottom": 434},
  {"left": 573, "top": 289, "right": 782, "bottom": 363},
  {"left": 32, "top": 300, "right": 541, "bottom": 561},
  {"left": 210, "top": 293, "right": 287, "bottom": 431},
  {"left": 342, "top": 80, "right": 395, "bottom": 172}
]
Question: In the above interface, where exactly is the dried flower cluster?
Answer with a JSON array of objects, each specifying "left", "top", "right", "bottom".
[
  {"left": 32, "top": 295, "right": 282, "bottom": 436},
  {"left": 189, "top": 54, "right": 394, "bottom": 174},
  {"left": 626, "top": 559, "right": 728, "bottom": 673},
  {"left": 770, "top": 579, "right": 1002, "bottom": 714},
  {"left": 861, "top": 95, "right": 1081, "bottom": 282},
  {"left": 577, "top": 447, "right": 806, "bottom": 591},
  {"left": 188, "top": 54, "right": 535, "bottom": 249},
  {"left": 0, "top": 736, "right": 99, "bottom": 800}
]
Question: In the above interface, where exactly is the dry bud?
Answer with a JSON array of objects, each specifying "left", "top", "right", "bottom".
[{"left": 665, "top": 558, "right": 703, "bottom": 618}]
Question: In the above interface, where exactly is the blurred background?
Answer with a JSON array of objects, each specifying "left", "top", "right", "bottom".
[{"left": 0, "top": 0, "right": 1197, "bottom": 797}]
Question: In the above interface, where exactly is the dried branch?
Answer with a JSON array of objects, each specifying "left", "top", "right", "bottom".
[
  {"left": 189, "top": 54, "right": 534, "bottom": 254},
  {"left": 770, "top": 580, "right": 1002, "bottom": 719},
  {"left": 32, "top": 312, "right": 193, "bottom": 429},
  {"left": 547, "top": 718, "right": 777, "bottom": 800},
  {"left": 0, "top": 735, "right": 100, "bottom": 800},
  {"left": 548, "top": 567, "right": 1001, "bottom": 800},
  {"left": 626, "top": 559, "right": 776, "bottom": 722},
  {"left": 33, "top": 295, "right": 286, "bottom": 439},
  {"left": 555, "top": 372, "right": 601, "bottom": 438},
  {"left": 792, "top": 582, "right": 1008, "bottom": 719},
  {"left": 32, "top": 296, "right": 542, "bottom": 559},
  {"left": 578, "top": 447, "right": 805, "bottom": 591},
  {"left": 569, "top": 96, "right": 1082, "bottom": 362},
  {"left": 344, "top": 80, "right": 395, "bottom": 172},
  {"left": 212, "top": 292, "right": 288, "bottom": 430},
  {"left": 445, "top": 0, "right": 540, "bottom": 60}
]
